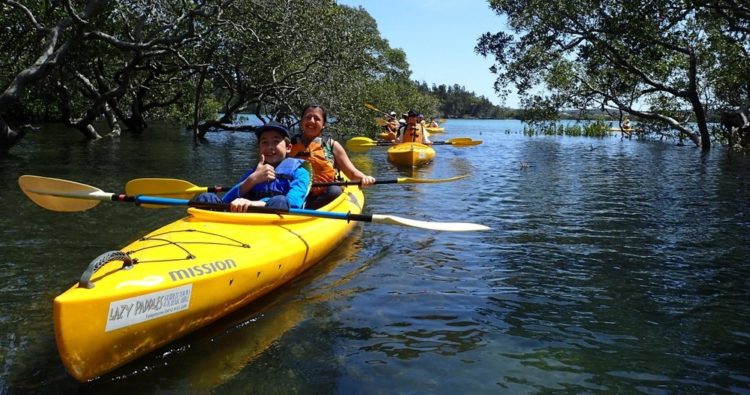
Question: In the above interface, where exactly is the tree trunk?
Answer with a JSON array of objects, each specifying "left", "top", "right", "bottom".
[
  {"left": 193, "top": 67, "right": 207, "bottom": 141},
  {"left": 690, "top": 98, "right": 711, "bottom": 151},
  {"left": 0, "top": 117, "right": 34, "bottom": 153},
  {"left": 103, "top": 103, "right": 121, "bottom": 137}
]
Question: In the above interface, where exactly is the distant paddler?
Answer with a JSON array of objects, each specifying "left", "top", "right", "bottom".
[
  {"left": 401, "top": 109, "right": 430, "bottom": 144},
  {"left": 623, "top": 117, "right": 632, "bottom": 130},
  {"left": 381, "top": 111, "right": 398, "bottom": 142}
]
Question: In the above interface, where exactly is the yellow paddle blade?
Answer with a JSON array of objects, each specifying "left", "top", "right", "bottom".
[
  {"left": 451, "top": 140, "right": 483, "bottom": 146},
  {"left": 125, "top": 178, "right": 210, "bottom": 209},
  {"left": 125, "top": 178, "right": 207, "bottom": 199},
  {"left": 18, "top": 175, "right": 109, "bottom": 212},
  {"left": 364, "top": 102, "right": 382, "bottom": 113},
  {"left": 396, "top": 174, "right": 469, "bottom": 183},
  {"left": 374, "top": 118, "right": 387, "bottom": 126},
  {"left": 345, "top": 136, "right": 378, "bottom": 152},
  {"left": 446, "top": 137, "right": 472, "bottom": 143}
]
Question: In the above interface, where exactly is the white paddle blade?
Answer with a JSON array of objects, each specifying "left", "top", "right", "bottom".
[
  {"left": 399, "top": 174, "right": 469, "bottom": 184},
  {"left": 18, "top": 175, "right": 111, "bottom": 212},
  {"left": 371, "top": 214, "right": 490, "bottom": 232}
]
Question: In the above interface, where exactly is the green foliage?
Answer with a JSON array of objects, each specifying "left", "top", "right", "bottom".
[
  {"left": 523, "top": 120, "right": 609, "bottom": 137},
  {"left": 427, "top": 83, "right": 510, "bottom": 119},
  {"left": 477, "top": 0, "right": 750, "bottom": 150}
]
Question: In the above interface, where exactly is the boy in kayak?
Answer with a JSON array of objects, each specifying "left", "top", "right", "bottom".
[
  {"left": 195, "top": 122, "right": 311, "bottom": 211},
  {"left": 290, "top": 104, "right": 376, "bottom": 209}
]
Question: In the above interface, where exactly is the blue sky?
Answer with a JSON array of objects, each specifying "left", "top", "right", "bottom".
[{"left": 336, "top": 0, "right": 516, "bottom": 107}]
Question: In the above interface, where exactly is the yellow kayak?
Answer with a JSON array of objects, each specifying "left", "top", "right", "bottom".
[
  {"left": 53, "top": 185, "right": 364, "bottom": 382},
  {"left": 425, "top": 127, "right": 445, "bottom": 133},
  {"left": 387, "top": 142, "right": 435, "bottom": 167}
]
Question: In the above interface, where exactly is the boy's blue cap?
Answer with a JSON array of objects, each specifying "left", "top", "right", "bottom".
[{"left": 255, "top": 121, "right": 289, "bottom": 139}]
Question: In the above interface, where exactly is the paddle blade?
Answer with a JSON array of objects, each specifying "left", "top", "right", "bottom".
[
  {"left": 125, "top": 178, "right": 209, "bottom": 208},
  {"left": 396, "top": 174, "right": 469, "bottom": 184},
  {"left": 371, "top": 214, "right": 490, "bottom": 232},
  {"left": 345, "top": 136, "right": 377, "bottom": 152},
  {"left": 445, "top": 137, "right": 472, "bottom": 143},
  {"left": 398, "top": 174, "right": 469, "bottom": 184},
  {"left": 18, "top": 175, "right": 105, "bottom": 212},
  {"left": 364, "top": 102, "right": 382, "bottom": 113},
  {"left": 374, "top": 118, "right": 387, "bottom": 126},
  {"left": 125, "top": 178, "right": 207, "bottom": 200},
  {"left": 451, "top": 140, "right": 482, "bottom": 147}
]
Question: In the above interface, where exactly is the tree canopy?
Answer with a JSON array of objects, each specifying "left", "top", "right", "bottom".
[
  {"left": 476, "top": 0, "right": 750, "bottom": 151},
  {"left": 0, "top": 0, "right": 444, "bottom": 151}
]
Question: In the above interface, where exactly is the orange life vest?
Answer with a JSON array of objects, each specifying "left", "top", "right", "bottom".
[
  {"left": 290, "top": 135, "right": 337, "bottom": 196},
  {"left": 402, "top": 122, "right": 424, "bottom": 143}
]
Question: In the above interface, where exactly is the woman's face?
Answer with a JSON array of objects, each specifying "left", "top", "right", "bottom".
[{"left": 301, "top": 107, "right": 326, "bottom": 136}]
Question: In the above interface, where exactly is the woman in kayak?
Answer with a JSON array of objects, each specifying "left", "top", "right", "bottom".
[
  {"left": 195, "top": 122, "right": 311, "bottom": 211},
  {"left": 290, "top": 104, "right": 376, "bottom": 209}
]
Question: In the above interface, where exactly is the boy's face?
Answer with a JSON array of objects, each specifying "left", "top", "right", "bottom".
[{"left": 258, "top": 130, "right": 290, "bottom": 165}]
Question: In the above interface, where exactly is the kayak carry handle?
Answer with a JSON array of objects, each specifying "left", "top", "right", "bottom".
[{"left": 79, "top": 251, "right": 134, "bottom": 289}]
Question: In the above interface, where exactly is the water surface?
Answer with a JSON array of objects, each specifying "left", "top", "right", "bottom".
[{"left": 1, "top": 120, "right": 749, "bottom": 393}]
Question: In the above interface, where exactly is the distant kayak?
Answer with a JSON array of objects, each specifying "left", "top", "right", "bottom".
[
  {"left": 425, "top": 127, "right": 445, "bottom": 133},
  {"left": 387, "top": 142, "right": 435, "bottom": 167}
]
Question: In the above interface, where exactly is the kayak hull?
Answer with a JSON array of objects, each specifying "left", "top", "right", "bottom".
[
  {"left": 425, "top": 127, "right": 444, "bottom": 133},
  {"left": 387, "top": 142, "right": 435, "bottom": 167},
  {"left": 53, "top": 186, "right": 364, "bottom": 382}
]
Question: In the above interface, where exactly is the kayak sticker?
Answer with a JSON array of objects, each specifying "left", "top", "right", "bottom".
[
  {"left": 168, "top": 259, "right": 237, "bottom": 282},
  {"left": 105, "top": 284, "right": 192, "bottom": 332},
  {"left": 115, "top": 275, "right": 164, "bottom": 289}
]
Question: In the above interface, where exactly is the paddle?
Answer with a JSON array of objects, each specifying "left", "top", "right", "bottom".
[
  {"left": 346, "top": 136, "right": 482, "bottom": 152},
  {"left": 364, "top": 102, "right": 390, "bottom": 116},
  {"left": 124, "top": 175, "right": 470, "bottom": 198},
  {"left": 19, "top": 175, "right": 490, "bottom": 231},
  {"left": 313, "top": 174, "right": 468, "bottom": 187}
]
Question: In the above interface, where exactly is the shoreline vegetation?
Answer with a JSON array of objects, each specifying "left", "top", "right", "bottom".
[{"left": 1, "top": 1, "right": 747, "bottom": 153}]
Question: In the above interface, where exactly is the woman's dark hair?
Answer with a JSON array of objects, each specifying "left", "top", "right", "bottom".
[{"left": 301, "top": 104, "right": 327, "bottom": 126}]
